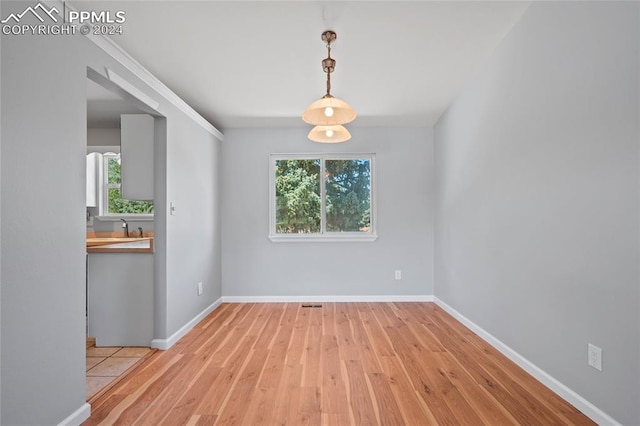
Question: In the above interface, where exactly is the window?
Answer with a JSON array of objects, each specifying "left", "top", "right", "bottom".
[
  {"left": 269, "top": 154, "right": 376, "bottom": 242},
  {"left": 103, "top": 153, "right": 154, "bottom": 216}
]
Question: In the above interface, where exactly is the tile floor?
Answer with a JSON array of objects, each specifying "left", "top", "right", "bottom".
[{"left": 86, "top": 346, "right": 153, "bottom": 401}]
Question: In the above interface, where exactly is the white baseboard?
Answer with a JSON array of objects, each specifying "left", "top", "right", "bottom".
[
  {"left": 57, "top": 403, "right": 90, "bottom": 426},
  {"left": 434, "top": 297, "right": 620, "bottom": 426},
  {"left": 222, "top": 295, "right": 434, "bottom": 303},
  {"left": 151, "top": 297, "right": 223, "bottom": 350}
]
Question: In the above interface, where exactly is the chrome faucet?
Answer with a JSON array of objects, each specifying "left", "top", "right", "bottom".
[{"left": 121, "top": 219, "right": 129, "bottom": 238}]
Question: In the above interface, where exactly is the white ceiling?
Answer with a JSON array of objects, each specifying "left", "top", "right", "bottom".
[
  {"left": 80, "top": 1, "right": 530, "bottom": 132},
  {"left": 87, "top": 78, "right": 145, "bottom": 127}
]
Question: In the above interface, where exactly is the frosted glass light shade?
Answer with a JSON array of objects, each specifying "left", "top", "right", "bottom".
[
  {"left": 302, "top": 95, "right": 356, "bottom": 126},
  {"left": 308, "top": 125, "right": 351, "bottom": 143}
]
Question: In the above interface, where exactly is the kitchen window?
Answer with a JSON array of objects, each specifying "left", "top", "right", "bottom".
[
  {"left": 269, "top": 154, "right": 376, "bottom": 242},
  {"left": 103, "top": 153, "right": 154, "bottom": 217}
]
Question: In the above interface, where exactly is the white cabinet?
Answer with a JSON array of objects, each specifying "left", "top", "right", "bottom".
[
  {"left": 120, "top": 114, "right": 154, "bottom": 201},
  {"left": 87, "top": 253, "right": 154, "bottom": 346},
  {"left": 86, "top": 152, "right": 102, "bottom": 207}
]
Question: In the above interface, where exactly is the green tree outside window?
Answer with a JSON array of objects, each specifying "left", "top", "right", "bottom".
[
  {"left": 274, "top": 157, "right": 372, "bottom": 234},
  {"left": 106, "top": 156, "right": 154, "bottom": 215}
]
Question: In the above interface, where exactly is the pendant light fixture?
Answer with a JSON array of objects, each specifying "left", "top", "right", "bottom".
[
  {"left": 303, "top": 30, "right": 356, "bottom": 143},
  {"left": 307, "top": 124, "right": 351, "bottom": 143}
]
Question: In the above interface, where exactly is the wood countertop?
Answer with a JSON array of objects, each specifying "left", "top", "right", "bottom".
[{"left": 87, "top": 237, "right": 154, "bottom": 253}]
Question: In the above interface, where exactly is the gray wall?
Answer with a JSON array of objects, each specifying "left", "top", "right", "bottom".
[
  {"left": 164, "top": 113, "right": 222, "bottom": 336},
  {"left": 0, "top": 2, "right": 222, "bottom": 423},
  {"left": 434, "top": 2, "right": 639, "bottom": 424},
  {"left": 87, "top": 128, "right": 119, "bottom": 147},
  {"left": 222, "top": 127, "right": 433, "bottom": 298},
  {"left": 2, "top": 12, "right": 88, "bottom": 423}
]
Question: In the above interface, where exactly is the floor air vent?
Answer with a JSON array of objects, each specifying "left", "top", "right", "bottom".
[{"left": 301, "top": 304, "right": 322, "bottom": 308}]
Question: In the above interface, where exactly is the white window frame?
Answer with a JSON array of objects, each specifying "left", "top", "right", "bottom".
[
  {"left": 269, "top": 153, "right": 377, "bottom": 242},
  {"left": 100, "top": 152, "right": 154, "bottom": 221}
]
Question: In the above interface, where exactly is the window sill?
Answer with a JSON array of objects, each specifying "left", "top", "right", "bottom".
[
  {"left": 269, "top": 233, "right": 378, "bottom": 243},
  {"left": 95, "top": 215, "right": 154, "bottom": 222}
]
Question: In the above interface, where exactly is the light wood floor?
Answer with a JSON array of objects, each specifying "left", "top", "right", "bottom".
[{"left": 83, "top": 302, "right": 594, "bottom": 425}]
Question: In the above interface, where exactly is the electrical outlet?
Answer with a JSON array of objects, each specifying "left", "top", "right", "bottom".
[
  {"left": 588, "top": 343, "right": 602, "bottom": 371},
  {"left": 197, "top": 282, "right": 203, "bottom": 296},
  {"left": 395, "top": 270, "right": 402, "bottom": 280}
]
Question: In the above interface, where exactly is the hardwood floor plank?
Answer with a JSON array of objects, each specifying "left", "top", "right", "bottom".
[
  {"left": 281, "top": 303, "right": 301, "bottom": 328},
  {"left": 449, "top": 315, "right": 591, "bottom": 425},
  {"left": 321, "top": 303, "right": 337, "bottom": 337},
  {"left": 198, "top": 324, "right": 246, "bottom": 367},
  {"left": 242, "top": 386, "right": 278, "bottom": 425},
  {"left": 83, "top": 303, "right": 595, "bottom": 426},
  {"left": 394, "top": 302, "right": 447, "bottom": 352},
  {"left": 273, "top": 363, "right": 303, "bottom": 425},
  {"left": 320, "top": 334, "right": 349, "bottom": 421},
  {"left": 180, "top": 304, "right": 237, "bottom": 355},
  {"left": 369, "top": 302, "right": 400, "bottom": 328},
  {"left": 166, "top": 304, "right": 230, "bottom": 356},
  {"left": 160, "top": 363, "right": 223, "bottom": 425},
  {"left": 343, "top": 359, "right": 378, "bottom": 425},
  {"left": 194, "top": 414, "right": 217, "bottom": 425},
  {"left": 81, "top": 394, "right": 128, "bottom": 426},
  {"left": 302, "top": 323, "right": 323, "bottom": 387},
  {"left": 433, "top": 351, "right": 519, "bottom": 425},
  {"left": 114, "top": 354, "right": 195, "bottom": 424},
  {"left": 245, "top": 304, "right": 275, "bottom": 338},
  {"left": 86, "top": 355, "right": 187, "bottom": 424},
  {"left": 224, "top": 303, "right": 259, "bottom": 330},
  {"left": 309, "top": 305, "right": 323, "bottom": 326},
  {"left": 285, "top": 386, "right": 303, "bottom": 426},
  {"left": 359, "top": 309, "right": 395, "bottom": 357},
  {"left": 89, "top": 348, "right": 180, "bottom": 412},
  {"left": 286, "top": 305, "right": 311, "bottom": 367},
  {"left": 215, "top": 362, "right": 267, "bottom": 425},
  {"left": 380, "top": 357, "right": 439, "bottom": 426},
  {"left": 323, "top": 412, "right": 352, "bottom": 426},
  {"left": 297, "top": 387, "right": 322, "bottom": 425},
  {"left": 384, "top": 326, "right": 464, "bottom": 425},
  {"left": 349, "top": 304, "right": 383, "bottom": 374},
  {"left": 195, "top": 336, "right": 257, "bottom": 416},
  {"left": 424, "top": 308, "right": 573, "bottom": 425},
  {"left": 336, "top": 304, "right": 360, "bottom": 361},
  {"left": 258, "top": 325, "right": 293, "bottom": 388},
  {"left": 253, "top": 304, "right": 285, "bottom": 349},
  {"left": 366, "top": 372, "right": 406, "bottom": 426}
]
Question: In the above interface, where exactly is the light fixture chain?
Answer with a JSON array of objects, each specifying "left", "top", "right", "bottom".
[
  {"left": 302, "top": 29, "right": 356, "bottom": 135},
  {"left": 324, "top": 43, "right": 332, "bottom": 96}
]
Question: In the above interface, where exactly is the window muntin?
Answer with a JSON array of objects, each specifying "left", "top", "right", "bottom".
[{"left": 270, "top": 154, "right": 376, "bottom": 242}]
